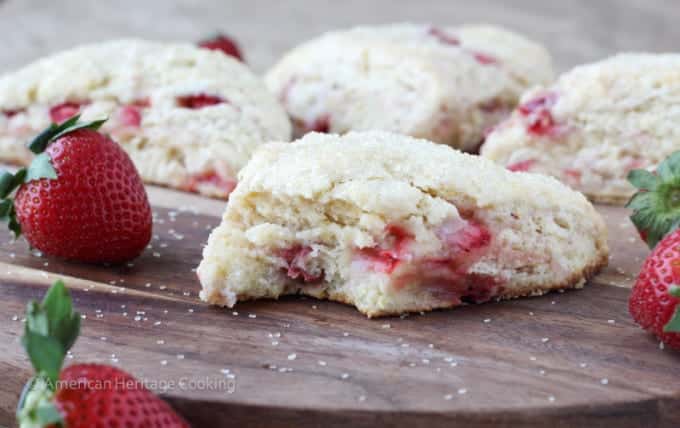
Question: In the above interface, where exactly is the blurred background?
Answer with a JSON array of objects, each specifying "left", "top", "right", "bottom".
[{"left": 0, "top": 0, "right": 676, "bottom": 74}]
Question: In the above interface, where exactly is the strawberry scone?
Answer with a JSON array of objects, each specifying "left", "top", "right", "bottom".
[
  {"left": 481, "top": 54, "right": 680, "bottom": 204},
  {"left": 0, "top": 39, "right": 291, "bottom": 198},
  {"left": 197, "top": 131, "right": 608, "bottom": 317},
  {"left": 264, "top": 24, "right": 554, "bottom": 152}
]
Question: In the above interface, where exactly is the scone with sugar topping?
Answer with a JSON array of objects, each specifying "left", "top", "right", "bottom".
[
  {"left": 481, "top": 54, "right": 680, "bottom": 204},
  {"left": 197, "top": 131, "right": 608, "bottom": 317},
  {"left": 0, "top": 39, "right": 291, "bottom": 199},
  {"left": 265, "top": 23, "right": 554, "bottom": 152}
]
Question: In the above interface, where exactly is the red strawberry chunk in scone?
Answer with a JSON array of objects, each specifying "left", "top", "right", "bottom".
[
  {"left": 118, "top": 105, "right": 143, "bottom": 127},
  {"left": 427, "top": 27, "right": 460, "bottom": 45},
  {"left": 355, "top": 219, "right": 499, "bottom": 303},
  {"left": 356, "top": 224, "right": 414, "bottom": 274},
  {"left": 518, "top": 92, "right": 559, "bottom": 136},
  {"left": 117, "top": 98, "right": 151, "bottom": 128},
  {"left": 49, "top": 101, "right": 87, "bottom": 124},
  {"left": 507, "top": 159, "right": 537, "bottom": 172},
  {"left": 184, "top": 170, "right": 237, "bottom": 197},
  {"left": 2, "top": 108, "right": 25, "bottom": 118},
  {"left": 278, "top": 245, "right": 324, "bottom": 282},
  {"left": 198, "top": 34, "right": 244, "bottom": 61},
  {"left": 177, "top": 94, "right": 226, "bottom": 109},
  {"left": 472, "top": 52, "right": 498, "bottom": 66}
]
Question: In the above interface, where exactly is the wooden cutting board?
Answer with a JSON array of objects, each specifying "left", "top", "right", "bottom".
[{"left": 0, "top": 185, "right": 678, "bottom": 428}]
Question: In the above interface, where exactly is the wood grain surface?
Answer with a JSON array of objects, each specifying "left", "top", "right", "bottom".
[{"left": 0, "top": 189, "right": 675, "bottom": 428}]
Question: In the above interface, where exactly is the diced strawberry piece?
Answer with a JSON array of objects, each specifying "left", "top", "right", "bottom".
[
  {"left": 437, "top": 219, "right": 491, "bottom": 254},
  {"left": 185, "top": 170, "right": 237, "bottom": 195},
  {"left": 198, "top": 34, "right": 244, "bottom": 61},
  {"left": 356, "top": 248, "right": 401, "bottom": 274},
  {"left": 278, "top": 245, "right": 324, "bottom": 283},
  {"left": 472, "top": 52, "right": 498, "bottom": 65},
  {"left": 177, "top": 94, "right": 225, "bottom": 109},
  {"left": 518, "top": 93, "right": 558, "bottom": 116},
  {"left": 2, "top": 109, "right": 25, "bottom": 118},
  {"left": 118, "top": 105, "right": 142, "bottom": 127},
  {"left": 518, "top": 92, "right": 558, "bottom": 137},
  {"left": 525, "top": 110, "right": 555, "bottom": 136},
  {"left": 428, "top": 27, "right": 460, "bottom": 45},
  {"left": 507, "top": 159, "right": 537, "bottom": 172},
  {"left": 309, "top": 115, "right": 331, "bottom": 133},
  {"left": 49, "top": 101, "right": 86, "bottom": 124},
  {"left": 355, "top": 224, "right": 414, "bottom": 274}
]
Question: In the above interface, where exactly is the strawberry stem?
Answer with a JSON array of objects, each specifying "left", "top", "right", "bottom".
[
  {"left": 22, "top": 280, "right": 81, "bottom": 385},
  {"left": 17, "top": 280, "right": 80, "bottom": 427}
]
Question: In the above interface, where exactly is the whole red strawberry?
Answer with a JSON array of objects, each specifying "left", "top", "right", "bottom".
[
  {"left": 0, "top": 116, "right": 152, "bottom": 263},
  {"left": 55, "top": 364, "right": 188, "bottom": 427},
  {"left": 629, "top": 231, "right": 680, "bottom": 349},
  {"left": 16, "top": 281, "right": 190, "bottom": 427},
  {"left": 627, "top": 152, "right": 680, "bottom": 349},
  {"left": 198, "top": 34, "right": 244, "bottom": 61}
]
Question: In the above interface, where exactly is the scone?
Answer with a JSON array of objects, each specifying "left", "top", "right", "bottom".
[
  {"left": 197, "top": 131, "right": 608, "bottom": 317},
  {"left": 481, "top": 54, "right": 680, "bottom": 204},
  {"left": 0, "top": 39, "right": 291, "bottom": 199},
  {"left": 264, "top": 23, "right": 554, "bottom": 152}
]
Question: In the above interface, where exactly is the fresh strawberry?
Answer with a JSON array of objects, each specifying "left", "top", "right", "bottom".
[
  {"left": 16, "top": 281, "right": 190, "bottom": 427},
  {"left": 198, "top": 34, "right": 244, "bottom": 61},
  {"left": 628, "top": 231, "right": 680, "bottom": 350},
  {"left": 177, "top": 94, "right": 225, "bottom": 109},
  {"left": 626, "top": 151, "right": 680, "bottom": 249},
  {"left": 0, "top": 115, "right": 152, "bottom": 263},
  {"left": 627, "top": 151, "right": 680, "bottom": 349}
]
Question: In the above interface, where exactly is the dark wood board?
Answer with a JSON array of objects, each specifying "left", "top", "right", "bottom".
[{"left": 0, "top": 191, "right": 677, "bottom": 428}]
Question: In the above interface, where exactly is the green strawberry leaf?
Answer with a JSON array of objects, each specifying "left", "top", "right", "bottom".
[
  {"left": 28, "top": 115, "right": 107, "bottom": 154},
  {"left": 664, "top": 286, "right": 680, "bottom": 333},
  {"left": 0, "top": 199, "right": 11, "bottom": 218},
  {"left": 28, "top": 115, "right": 80, "bottom": 154},
  {"left": 670, "top": 285, "right": 680, "bottom": 298},
  {"left": 8, "top": 211, "right": 21, "bottom": 239},
  {"left": 21, "top": 330, "right": 65, "bottom": 386},
  {"left": 657, "top": 151, "right": 680, "bottom": 183},
  {"left": 0, "top": 171, "right": 14, "bottom": 198},
  {"left": 43, "top": 280, "right": 81, "bottom": 351},
  {"left": 21, "top": 280, "right": 81, "bottom": 385},
  {"left": 664, "top": 307, "right": 680, "bottom": 333},
  {"left": 52, "top": 118, "right": 107, "bottom": 142},
  {"left": 627, "top": 151, "right": 680, "bottom": 249},
  {"left": 26, "top": 301, "right": 49, "bottom": 336},
  {"left": 25, "top": 153, "right": 57, "bottom": 183},
  {"left": 627, "top": 169, "right": 659, "bottom": 191}
]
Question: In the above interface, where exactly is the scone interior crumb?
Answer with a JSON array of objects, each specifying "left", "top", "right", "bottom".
[{"left": 198, "top": 132, "right": 608, "bottom": 317}]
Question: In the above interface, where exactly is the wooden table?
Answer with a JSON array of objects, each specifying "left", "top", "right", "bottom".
[{"left": 1, "top": 1, "right": 679, "bottom": 426}]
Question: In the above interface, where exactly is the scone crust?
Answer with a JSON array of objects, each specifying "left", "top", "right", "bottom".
[
  {"left": 0, "top": 39, "right": 292, "bottom": 198},
  {"left": 198, "top": 131, "right": 608, "bottom": 317},
  {"left": 481, "top": 53, "right": 680, "bottom": 204},
  {"left": 265, "top": 23, "right": 553, "bottom": 151}
]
